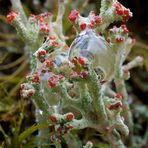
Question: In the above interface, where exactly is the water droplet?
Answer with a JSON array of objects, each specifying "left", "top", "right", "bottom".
[
  {"left": 69, "top": 29, "right": 115, "bottom": 81},
  {"left": 39, "top": 110, "right": 43, "bottom": 115}
]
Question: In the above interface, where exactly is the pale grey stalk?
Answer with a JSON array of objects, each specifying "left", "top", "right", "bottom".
[{"left": 10, "top": 0, "right": 27, "bottom": 24}]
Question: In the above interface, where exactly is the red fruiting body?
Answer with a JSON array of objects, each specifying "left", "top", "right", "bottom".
[
  {"left": 80, "top": 71, "right": 89, "bottom": 78},
  {"left": 7, "top": 13, "right": 15, "bottom": 23},
  {"left": 116, "top": 9, "right": 124, "bottom": 15},
  {"left": 114, "top": 2, "right": 132, "bottom": 21},
  {"left": 66, "top": 125, "right": 74, "bottom": 130},
  {"left": 46, "top": 60, "right": 54, "bottom": 69},
  {"left": 115, "top": 93, "right": 122, "bottom": 99},
  {"left": 115, "top": 102, "right": 123, "bottom": 107},
  {"left": 68, "top": 10, "right": 79, "bottom": 22},
  {"left": 38, "top": 15, "right": 50, "bottom": 34},
  {"left": 123, "top": 9, "right": 132, "bottom": 21},
  {"left": 99, "top": 32, "right": 103, "bottom": 36},
  {"left": 41, "top": 69, "right": 46, "bottom": 73},
  {"left": 80, "top": 23, "right": 87, "bottom": 30},
  {"left": 74, "top": 69, "right": 81, "bottom": 75},
  {"left": 51, "top": 41, "right": 59, "bottom": 46},
  {"left": 48, "top": 76, "right": 58, "bottom": 88},
  {"left": 71, "top": 57, "right": 78, "bottom": 65},
  {"left": 50, "top": 115, "right": 57, "bottom": 123},
  {"left": 94, "top": 15, "right": 101, "bottom": 24},
  {"left": 114, "top": 2, "right": 123, "bottom": 15},
  {"left": 66, "top": 113, "right": 74, "bottom": 121},
  {"left": 116, "top": 37, "right": 124, "bottom": 43},
  {"left": 124, "top": 9, "right": 130, "bottom": 15},
  {"left": 32, "top": 75, "right": 40, "bottom": 83},
  {"left": 48, "top": 80, "right": 56, "bottom": 88},
  {"left": 40, "top": 26, "right": 49, "bottom": 33},
  {"left": 121, "top": 24, "right": 126, "bottom": 29},
  {"left": 108, "top": 29, "right": 113, "bottom": 34},
  {"left": 123, "top": 29, "right": 129, "bottom": 34},
  {"left": 78, "top": 57, "right": 86, "bottom": 65},
  {"left": 109, "top": 102, "right": 123, "bottom": 110},
  {"left": 106, "top": 37, "right": 111, "bottom": 43},
  {"left": 7, "top": 11, "right": 17, "bottom": 23},
  {"left": 38, "top": 50, "right": 46, "bottom": 56},
  {"left": 91, "top": 20, "right": 95, "bottom": 26},
  {"left": 48, "top": 36, "right": 56, "bottom": 40},
  {"left": 115, "top": 1, "right": 122, "bottom": 9},
  {"left": 39, "top": 17, "right": 45, "bottom": 23},
  {"left": 28, "top": 90, "right": 34, "bottom": 97},
  {"left": 123, "top": 16, "right": 129, "bottom": 22}
]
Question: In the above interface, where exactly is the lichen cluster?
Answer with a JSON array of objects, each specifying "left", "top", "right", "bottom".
[{"left": 8, "top": 0, "right": 143, "bottom": 147}]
